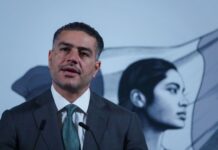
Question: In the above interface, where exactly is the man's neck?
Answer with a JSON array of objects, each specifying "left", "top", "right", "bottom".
[{"left": 53, "top": 84, "right": 89, "bottom": 103}]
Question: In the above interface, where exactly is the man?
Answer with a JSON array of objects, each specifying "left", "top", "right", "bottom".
[{"left": 0, "top": 22, "right": 147, "bottom": 150}]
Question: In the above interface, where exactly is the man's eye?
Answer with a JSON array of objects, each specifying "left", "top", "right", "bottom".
[
  {"left": 80, "top": 51, "right": 90, "bottom": 57},
  {"left": 60, "top": 47, "right": 70, "bottom": 52}
]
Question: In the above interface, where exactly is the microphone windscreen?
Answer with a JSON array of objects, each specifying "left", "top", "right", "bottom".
[{"left": 79, "top": 122, "right": 89, "bottom": 131}]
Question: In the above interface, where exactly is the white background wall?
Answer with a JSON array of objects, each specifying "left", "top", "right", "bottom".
[{"left": 1, "top": 1, "right": 218, "bottom": 114}]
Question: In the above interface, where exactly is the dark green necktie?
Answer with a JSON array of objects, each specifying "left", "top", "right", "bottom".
[{"left": 62, "top": 104, "right": 80, "bottom": 150}]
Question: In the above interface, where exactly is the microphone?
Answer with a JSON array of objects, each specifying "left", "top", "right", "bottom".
[
  {"left": 33, "top": 120, "right": 46, "bottom": 150},
  {"left": 79, "top": 122, "right": 100, "bottom": 150}
]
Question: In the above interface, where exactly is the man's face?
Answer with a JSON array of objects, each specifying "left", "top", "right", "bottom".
[{"left": 48, "top": 30, "right": 101, "bottom": 93}]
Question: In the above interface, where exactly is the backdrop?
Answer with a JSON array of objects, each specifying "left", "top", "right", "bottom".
[{"left": 1, "top": 1, "right": 218, "bottom": 150}]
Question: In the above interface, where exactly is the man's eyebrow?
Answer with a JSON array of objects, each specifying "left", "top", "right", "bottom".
[
  {"left": 58, "top": 42, "right": 74, "bottom": 47},
  {"left": 58, "top": 42, "right": 92, "bottom": 51},
  {"left": 77, "top": 46, "right": 92, "bottom": 52},
  {"left": 57, "top": 42, "right": 93, "bottom": 55}
]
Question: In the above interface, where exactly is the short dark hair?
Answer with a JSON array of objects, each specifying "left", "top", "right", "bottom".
[
  {"left": 53, "top": 22, "right": 104, "bottom": 58},
  {"left": 118, "top": 58, "right": 177, "bottom": 111}
]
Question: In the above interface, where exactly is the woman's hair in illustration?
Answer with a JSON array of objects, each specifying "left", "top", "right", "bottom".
[{"left": 118, "top": 58, "right": 177, "bottom": 111}]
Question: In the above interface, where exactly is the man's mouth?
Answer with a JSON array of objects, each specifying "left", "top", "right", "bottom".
[{"left": 60, "top": 66, "right": 81, "bottom": 76}]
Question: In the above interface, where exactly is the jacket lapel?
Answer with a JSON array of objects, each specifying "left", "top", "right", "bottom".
[
  {"left": 83, "top": 92, "right": 109, "bottom": 150},
  {"left": 33, "top": 90, "right": 64, "bottom": 150}
]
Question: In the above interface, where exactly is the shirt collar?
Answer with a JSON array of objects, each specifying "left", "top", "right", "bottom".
[{"left": 51, "top": 85, "right": 90, "bottom": 114}]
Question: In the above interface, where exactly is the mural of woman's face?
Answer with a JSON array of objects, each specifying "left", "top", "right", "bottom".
[{"left": 146, "top": 69, "right": 188, "bottom": 129}]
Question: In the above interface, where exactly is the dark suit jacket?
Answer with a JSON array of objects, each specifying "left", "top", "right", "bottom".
[{"left": 0, "top": 90, "right": 147, "bottom": 150}]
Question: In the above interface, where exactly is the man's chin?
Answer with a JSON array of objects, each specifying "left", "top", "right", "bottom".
[{"left": 61, "top": 84, "right": 79, "bottom": 92}]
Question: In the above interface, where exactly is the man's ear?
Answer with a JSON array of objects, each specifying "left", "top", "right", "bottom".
[
  {"left": 130, "top": 89, "right": 146, "bottom": 108},
  {"left": 93, "top": 61, "right": 101, "bottom": 78},
  {"left": 48, "top": 50, "right": 53, "bottom": 66}
]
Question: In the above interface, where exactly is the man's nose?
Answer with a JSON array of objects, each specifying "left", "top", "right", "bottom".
[{"left": 66, "top": 49, "right": 80, "bottom": 63}]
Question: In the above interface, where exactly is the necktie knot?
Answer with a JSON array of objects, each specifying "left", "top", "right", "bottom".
[{"left": 65, "top": 104, "right": 77, "bottom": 116}]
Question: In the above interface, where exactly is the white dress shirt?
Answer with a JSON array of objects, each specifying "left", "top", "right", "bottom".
[{"left": 51, "top": 85, "right": 90, "bottom": 150}]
